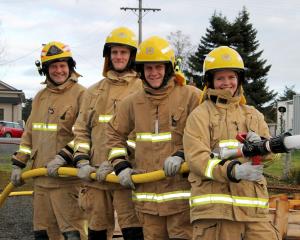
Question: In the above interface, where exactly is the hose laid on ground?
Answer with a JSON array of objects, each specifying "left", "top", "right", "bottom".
[{"left": 0, "top": 163, "right": 189, "bottom": 208}]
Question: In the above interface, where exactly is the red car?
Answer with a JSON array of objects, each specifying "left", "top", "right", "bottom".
[{"left": 0, "top": 121, "right": 24, "bottom": 138}]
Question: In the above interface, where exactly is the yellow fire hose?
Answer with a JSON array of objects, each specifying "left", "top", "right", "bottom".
[{"left": 0, "top": 163, "right": 189, "bottom": 208}]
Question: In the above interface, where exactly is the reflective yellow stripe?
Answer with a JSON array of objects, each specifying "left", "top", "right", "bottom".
[
  {"left": 205, "top": 158, "right": 222, "bottom": 179},
  {"left": 32, "top": 123, "right": 57, "bottom": 131},
  {"left": 126, "top": 140, "right": 136, "bottom": 149},
  {"left": 18, "top": 145, "right": 31, "bottom": 155},
  {"left": 136, "top": 132, "right": 172, "bottom": 142},
  {"left": 108, "top": 148, "right": 127, "bottom": 160},
  {"left": 132, "top": 191, "right": 190, "bottom": 203},
  {"left": 219, "top": 139, "right": 239, "bottom": 149},
  {"left": 74, "top": 142, "right": 90, "bottom": 152},
  {"left": 190, "top": 194, "right": 268, "bottom": 208},
  {"left": 99, "top": 115, "right": 113, "bottom": 123},
  {"left": 67, "top": 140, "right": 75, "bottom": 149}
]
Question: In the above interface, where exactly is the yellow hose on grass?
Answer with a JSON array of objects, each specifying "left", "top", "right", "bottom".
[{"left": 0, "top": 163, "right": 189, "bottom": 208}]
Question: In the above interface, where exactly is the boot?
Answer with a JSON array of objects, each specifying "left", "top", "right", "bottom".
[
  {"left": 34, "top": 230, "right": 49, "bottom": 240},
  {"left": 121, "top": 227, "right": 144, "bottom": 240},
  {"left": 62, "top": 230, "right": 81, "bottom": 240},
  {"left": 88, "top": 228, "right": 107, "bottom": 240}
]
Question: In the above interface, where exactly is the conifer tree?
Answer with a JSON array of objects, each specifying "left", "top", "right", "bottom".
[{"left": 187, "top": 8, "right": 277, "bottom": 121}]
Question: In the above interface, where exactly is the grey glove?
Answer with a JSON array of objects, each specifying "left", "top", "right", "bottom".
[
  {"left": 234, "top": 162, "right": 263, "bottom": 181},
  {"left": 96, "top": 161, "right": 114, "bottom": 182},
  {"left": 118, "top": 168, "right": 135, "bottom": 189},
  {"left": 47, "top": 155, "right": 67, "bottom": 177},
  {"left": 246, "top": 131, "right": 261, "bottom": 143},
  {"left": 11, "top": 165, "right": 24, "bottom": 186},
  {"left": 77, "top": 160, "right": 96, "bottom": 181},
  {"left": 163, "top": 156, "right": 184, "bottom": 176}
]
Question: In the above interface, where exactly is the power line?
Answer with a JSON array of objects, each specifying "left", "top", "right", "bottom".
[
  {"left": 0, "top": 48, "right": 40, "bottom": 66},
  {"left": 121, "top": 0, "right": 161, "bottom": 43}
]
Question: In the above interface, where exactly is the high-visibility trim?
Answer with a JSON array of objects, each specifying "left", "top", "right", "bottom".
[
  {"left": 219, "top": 139, "right": 239, "bottom": 149},
  {"left": 126, "top": 140, "right": 136, "bottom": 149},
  {"left": 190, "top": 194, "right": 268, "bottom": 208},
  {"left": 32, "top": 123, "right": 57, "bottom": 131},
  {"left": 136, "top": 132, "right": 172, "bottom": 142},
  {"left": 205, "top": 158, "right": 222, "bottom": 179},
  {"left": 132, "top": 191, "right": 191, "bottom": 203},
  {"left": 18, "top": 145, "right": 31, "bottom": 155},
  {"left": 108, "top": 148, "right": 127, "bottom": 160},
  {"left": 74, "top": 142, "right": 90, "bottom": 152},
  {"left": 99, "top": 115, "right": 113, "bottom": 123},
  {"left": 67, "top": 140, "right": 75, "bottom": 149}
]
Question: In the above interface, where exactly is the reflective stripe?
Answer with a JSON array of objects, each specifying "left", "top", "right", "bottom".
[
  {"left": 136, "top": 132, "right": 172, "bottom": 142},
  {"left": 74, "top": 142, "right": 90, "bottom": 152},
  {"left": 99, "top": 115, "right": 113, "bottom": 123},
  {"left": 132, "top": 191, "right": 190, "bottom": 203},
  {"left": 219, "top": 139, "right": 239, "bottom": 148},
  {"left": 67, "top": 140, "right": 75, "bottom": 149},
  {"left": 18, "top": 145, "right": 31, "bottom": 155},
  {"left": 32, "top": 123, "right": 57, "bottom": 131},
  {"left": 190, "top": 194, "right": 268, "bottom": 208},
  {"left": 108, "top": 148, "right": 127, "bottom": 160},
  {"left": 126, "top": 140, "right": 136, "bottom": 149},
  {"left": 205, "top": 158, "right": 222, "bottom": 179}
]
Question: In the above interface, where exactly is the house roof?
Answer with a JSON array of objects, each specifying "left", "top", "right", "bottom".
[{"left": 0, "top": 80, "right": 25, "bottom": 102}]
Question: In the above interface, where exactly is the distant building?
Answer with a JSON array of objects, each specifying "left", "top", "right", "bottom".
[
  {"left": 276, "top": 94, "right": 300, "bottom": 135},
  {"left": 0, "top": 80, "right": 25, "bottom": 122}
]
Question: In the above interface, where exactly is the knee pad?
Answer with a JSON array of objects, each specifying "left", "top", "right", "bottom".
[
  {"left": 88, "top": 228, "right": 107, "bottom": 240},
  {"left": 34, "top": 230, "right": 49, "bottom": 240},
  {"left": 121, "top": 227, "right": 144, "bottom": 240},
  {"left": 62, "top": 230, "right": 81, "bottom": 240}
]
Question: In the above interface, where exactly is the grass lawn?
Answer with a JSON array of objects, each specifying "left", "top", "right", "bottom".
[{"left": 264, "top": 150, "right": 300, "bottom": 182}]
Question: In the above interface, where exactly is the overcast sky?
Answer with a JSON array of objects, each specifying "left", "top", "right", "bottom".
[{"left": 0, "top": 0, "right": 299, "bottom": 98}]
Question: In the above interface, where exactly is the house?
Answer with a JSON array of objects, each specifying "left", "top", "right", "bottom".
[{"left": 0, "top": 80, "right": 25, "bottom": 122}]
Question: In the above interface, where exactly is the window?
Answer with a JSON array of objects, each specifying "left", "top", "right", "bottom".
[{"left": 0, "top": 109, "right": 3, "bottom": 120}]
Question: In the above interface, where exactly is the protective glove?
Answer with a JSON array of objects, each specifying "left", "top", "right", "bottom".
[
  {"left": 96, "top": 161, "right": 114, "bottom": 182},
  {"left": 163, "top": 156, "right": 184, "bottom": 177},
  {"left": 118, "top": 168, "right": 135, "bottom": 190},
  {"left": 246, "top": 131, "right": 261, "bottom": 143},
  {"left": 47, "top": 155, "right": 66, "bottom": 177},
  {"left": 234, "top": 162, "right": 264, "bottom": 181},
  {"left": 77, "top": 160, "right": 96, "bottom": 181},
  {"left": 11, "top": 165, "right": 24, "bottom": 186}
]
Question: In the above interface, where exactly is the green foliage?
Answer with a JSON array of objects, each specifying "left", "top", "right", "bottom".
[
  {"left": 186, "top": 7, "right": 277, "bottom": 121},
  {"left": 22, "top": 98, "right": 32, "bottom": 122},
  {"left": 278, "top": 85, "right": 297, "bottom": 101}
]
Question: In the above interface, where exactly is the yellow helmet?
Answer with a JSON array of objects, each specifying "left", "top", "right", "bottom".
[
  {"left": 136, "top": 36, "right": 175, "bottom": 66},
  {"left": 102, "top": 27, "right": 137, "bottom": 77},
  {"left": 103, "top": 27, "right": 138, "bottom": 57},
  {"left": 41, "top": 41, "right": 73, "bottom": 65},
  {"left": 203, "top": 46, "right": 244, "bottom": 84}
]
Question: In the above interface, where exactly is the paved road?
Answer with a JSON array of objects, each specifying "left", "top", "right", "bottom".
[{"left": 0, "top": 196, "right": 33, "bottom": 240}]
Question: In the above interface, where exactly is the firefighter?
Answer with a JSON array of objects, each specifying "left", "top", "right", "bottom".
[
  {"left": 106, "top": 36, "right": 201, "bottom": 240},
  {"left": 70, "top": 27, "right": 143, "bottom": 240},
  {"left": 183, "top": 46, "right": 280, "bottom": 240},
  {"left": 10, "top": 41, "right": 87, "bottom": 240}
]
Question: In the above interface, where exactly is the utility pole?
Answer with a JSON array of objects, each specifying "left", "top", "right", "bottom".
[{"left": 121, "top": 0, "right": 161, "bottom": 43}]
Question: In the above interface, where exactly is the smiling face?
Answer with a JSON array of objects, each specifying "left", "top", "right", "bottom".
[
  {"left": 143, "top": 63, "right": 166, "bottom": 89},
  {"left": 110, "top": 45, "right": 131, "bottom": 71},
  {"left": 213, "top": 69, "right": 238, "bottom": 96},
  {"left": 48, "top": 61, "right": 70, "bottom": 84}
]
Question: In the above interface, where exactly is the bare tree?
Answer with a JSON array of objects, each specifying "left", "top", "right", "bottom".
[{"left": 167, "top": 30, "right": 195, "bottom": 72}]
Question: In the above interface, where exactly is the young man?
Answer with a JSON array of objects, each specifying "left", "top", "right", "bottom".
[
  {"left": 183, "top": 46, "right": 280, "bottom": 240},
  {"left": 71, "top": 27, "right": 143, "bottom": 240},
  {"left": 10, "top": 41, "right": 87, "bottom": 240},
  {"left": 106, "top": 36, "right": 201, "bottom": 240}
]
